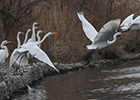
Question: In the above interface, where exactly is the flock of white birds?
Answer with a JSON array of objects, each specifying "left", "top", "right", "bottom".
[
  {"left": 0, "top": 11, "right": 140, "bottom": 74},
  {"left": 77, "top": 11, "right": 140, "bottom": 64}
]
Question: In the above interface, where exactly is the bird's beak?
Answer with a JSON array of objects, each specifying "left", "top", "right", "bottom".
[
  {"left": 121, "top": 33, "right": 126, "bottom": 35},
  {"left": 36, "top": 27, "right": 40, "bottom": 29},
  {"left": 30, "top": 29, "right": 32, "bottom": 31},
  {"left": 36, "top": 22, "right": 39, "bottom": 24},
  {"left": 42, "top": 31, "right": 46, "bottom": 33},
  {"left": 7, "top": 41, "right": 12, "bottom": 43},
  {"left": 21, "top": 32, "right": 24, "bottom": 34},
  {"left": 52, "top": 32, "right": 58, "bottom": 34}
]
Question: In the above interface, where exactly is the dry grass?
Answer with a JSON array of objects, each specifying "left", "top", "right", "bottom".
[{"left": 1, "top": 0, "right": 140, "bottom": 64}]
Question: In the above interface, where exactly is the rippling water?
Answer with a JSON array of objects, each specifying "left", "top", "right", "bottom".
[{"left": 12, "top": 60, "right": 140, "bottom": 100}]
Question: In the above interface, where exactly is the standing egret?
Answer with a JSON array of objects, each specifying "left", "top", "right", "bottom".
[
  {"left": 77, "top": 11, "right": 126, "bottom": 64},
  {"left": 17, "top": 32, "right": 60, "bottom": 73},
  {"left": 0, "top": 40, "right": 12, "bottom": 64},
  {"left": 27, "top": 26, "right": 40, "bottom": 43},
  {"left": 121, "top": 14, "right": 140, "bottom": 32},
  {"left": 18, "top": 29, "right": 32, "bottom": 67},
  {"left": 27, "top": 22, "right": 39, "bottom": 42}
]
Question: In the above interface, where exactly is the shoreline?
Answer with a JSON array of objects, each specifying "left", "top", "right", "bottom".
[{"left": 1, "top": 53, "right": 140, "bottom": 100}]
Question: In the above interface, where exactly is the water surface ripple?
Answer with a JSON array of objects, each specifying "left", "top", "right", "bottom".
[{"left": 12, "top": 60, "right": 140, "bottom": 100}]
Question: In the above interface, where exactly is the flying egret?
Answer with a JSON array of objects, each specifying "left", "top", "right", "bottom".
[
  {"left": 120, "top": 14, "right": 140, "bottom": 32},
  {"left": 77, "top": 11, "right": 126, "bottom": 64},
  {"left": 17, "top": 32, "right": 60, "bottom": 73},
  {"left": 0, "top": 40, "right": 12, "bottom": 64}
]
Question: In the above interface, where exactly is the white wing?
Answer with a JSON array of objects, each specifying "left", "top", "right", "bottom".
[
  {"left": 120, "top": 14, "right": 134, "bottom": 27},
  {"left": 94, "top": 19, "right": 121, "bottom": 42},
  {"left": 77, "top": 11, "right": 98, "bottom": 42},
  {"left": 27, "top": 45, "right": 59, "bottom": 73},
  {"left": 10, "top": 49, "right": 19, "bottom": 67},
  {"left": 17, "top": 42, "right": 59, "bottom": 73},
  {"left": 132, "top": 15, "right": 140, "bottom": 24}
]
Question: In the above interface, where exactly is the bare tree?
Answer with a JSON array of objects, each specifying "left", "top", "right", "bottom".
[
  {"left": 0, "top": 0, "right": 43, "bottom": 39},
  {"left": 105, "top": 0, "right": 129, "bottom": 22}
]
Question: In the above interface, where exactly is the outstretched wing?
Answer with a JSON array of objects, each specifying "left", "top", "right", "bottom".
[
  {"left": 94, "top": 19, "right": 121, "bottom": 42},
  {"left": 120, "top": 14, "right": 134, "bottom": 27},
  {"left": 77, "top": 11, "right": 98, "bottom": 42},
  {"left": 10, "top": 49, "right": 20, "bottom": 67},
  {"left": 27, "top": 44, "right": 59, "bottom": 73},
  {"left": 131, "top": 15, "right": 140, "bottom": 24}
]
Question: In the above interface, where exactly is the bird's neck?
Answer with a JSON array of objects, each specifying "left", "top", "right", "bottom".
[
  {"left": 17, "top": 33, "right": 21, "bottom": 48},
  {"left": 1, "top": 44, "right": 7, "bottom": 49},
  {"left": 37, "top": 32, "right": 41, "bottom": 42},
  {"left": 23, "top": 30, "right": 30, "bottom": 44},
  {"left": 107, "top": 33, "right": 118, "bottom": 45},
  {"left": 31, "top": 25, "right": 36, "bottom": 42},
  {"left": 37, "top": 33, "right": 51, "bottom": 45}
]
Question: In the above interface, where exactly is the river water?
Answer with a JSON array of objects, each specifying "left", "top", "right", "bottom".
[{"left": 12, "top": 60, "right": 140, "bottom": 100}]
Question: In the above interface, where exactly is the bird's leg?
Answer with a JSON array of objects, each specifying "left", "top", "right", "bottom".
[
  {"left": 82, "top": 50, "right": 95, "bottom": 65},
  {"left": 13, "top": 64, "right": 20, "bottom": 75},
  {"left": 33, "top": 58, "right": 37, "bottom": 65},
  {"left": 18, "top": 57, "right": 24, "bottom": 75},
  {"left": 19, "top": 55, "right": 27, "bottom": 73},
  {"left": 12, "top": 53, "right": 23, "bottom": 75},
  {"left": 29, "top": 54, "right": 33, "bottom": 66},
  {"left": 17, "top": 65, "right": 23, "bottom": 76},
  {"left": 0, "top": 71, "right": 4, "bottom": 81}
]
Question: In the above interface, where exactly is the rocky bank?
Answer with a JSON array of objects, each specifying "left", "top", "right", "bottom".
[{"left": 0, "top": 53, "right": 140, "bottom": 100}]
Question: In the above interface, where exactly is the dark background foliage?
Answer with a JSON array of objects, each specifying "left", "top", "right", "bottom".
[{"left": 0, "top": 0, "right": 140, "bottom": 64}]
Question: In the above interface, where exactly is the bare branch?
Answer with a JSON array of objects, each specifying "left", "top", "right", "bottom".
[{"left": 112, "top": 0, "right": 129, "bottom": 14}]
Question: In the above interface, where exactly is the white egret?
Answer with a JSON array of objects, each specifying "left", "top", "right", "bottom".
[
  {"left": 17, "top": 32, "right": 60, "bottom": 73},
  {"left": 77, "top": 11, "right": 125, "bottom": 50},
  {"left": 77, "top": 11, "right": 126, "bottom": 64},
  {"left": 27, "top": 22, "right": 39, "bottom": 42},
  {"left": 0, "top": 40, "right": 12, "bottom": 64},
  {"left": 19, "top": 29, "right": 32, "bottom": 67},
  {"left": 9, "top": 31, "right": 24, "bottom": 69},
  {"left": 121, "top": 14, "right": 140, "bottom": 32}
]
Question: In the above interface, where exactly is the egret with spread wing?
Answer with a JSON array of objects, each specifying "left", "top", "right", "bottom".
[
  {"left": 9, "top": 31, "right": 24, "bottom": 72},
  {"left": 121, "top": 14, "right": 140, "bottom": 32},
  {"left": 17, "top": 32, "right": 60, "bottom": 73},
  {"left": 77, "top": 11, "right": 125, "bottom": 64}
]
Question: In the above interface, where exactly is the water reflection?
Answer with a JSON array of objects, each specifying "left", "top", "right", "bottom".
[
  {"left": 13, "top": 85, "right": 47, "bottom": 100},
  {"left": 13, "top": 60, "right": 140, "bottom": 100}
]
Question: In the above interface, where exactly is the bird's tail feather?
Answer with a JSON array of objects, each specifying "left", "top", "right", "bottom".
[{"left": 86, "top": 45, "right": 97, "bottom": 50}]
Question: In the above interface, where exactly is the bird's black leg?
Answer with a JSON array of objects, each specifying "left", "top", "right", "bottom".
[
  {"left": 82, "top": 50, "right": 95, "bottom": 65},
  {"left": 29, "top": 54, "right": 33, "bottom": 66},
  {"left": 13, "top": 64, "right": 20, "bottom": 75}
]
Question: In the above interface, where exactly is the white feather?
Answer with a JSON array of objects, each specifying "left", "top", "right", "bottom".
[{"left": 77, "top": 11, "right": 98, "bottom": 42}]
